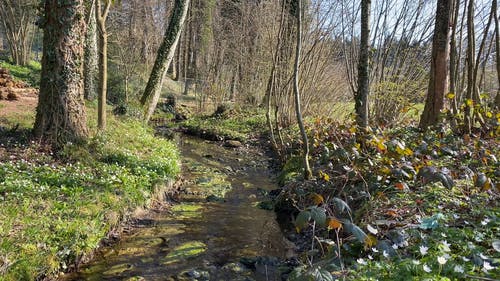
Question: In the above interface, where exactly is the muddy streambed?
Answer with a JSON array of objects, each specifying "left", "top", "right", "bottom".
[{"left": 63, "top": 137, "right": 294, "bottom": 281}]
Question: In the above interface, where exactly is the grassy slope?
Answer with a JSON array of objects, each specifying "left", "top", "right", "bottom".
[
  {"left": 0, "top": 60, "right": 41, "bottom": 88},
  {"left": 0, "top": 102, "right": 179, "bottom": 279}
]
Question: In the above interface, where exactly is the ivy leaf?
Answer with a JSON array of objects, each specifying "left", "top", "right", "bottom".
[
  {"left": 309, "top": 267, "right": 334, "bottom": 281},
  {"left": 332, "top": 197, "right": 351, "bottom": 214},
  {"left": 310, "top": 206, "right": 326, "bottom": 227},
  {"left": 419, "top": 213, "right": 444, "bottom": 230},
  {"left": 493, "top": 240, "right": 500, "bottom": 252},
  {"left": 344, "top": 222, "right": 368, "bottom": 243},
  {"left": 295, "top": 210, "right": 311, "bottom": 232}
]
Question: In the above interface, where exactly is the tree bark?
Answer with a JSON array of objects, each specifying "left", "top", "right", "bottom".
[
  {"left": 293, "top": 0, "right": 312, "bottom": 180},
  {"left": 356, "top": 0, "right": 371, "bottom": 130},
  {"left": 84, "top": 0, "right": 98, "bottom": 101},
  {"left": 96, "top": 0, "right": 111, "bottom": 131},
  {"left": 464, "top": 0, "right": 475, "bottom": 134},
  {"left": 140, "top": 0, "right": 190, "bottom": 122},
  {"left": 419, "top": 0, "right": 452, "bottom": 129},
  {"left": 34, "top": 0, "right": 89, "bottom": 146},
  {"left": 493, "top": 0, "right": 500, "bottom": 109}
]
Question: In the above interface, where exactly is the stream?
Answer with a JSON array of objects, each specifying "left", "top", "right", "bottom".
[{"left": 63, "top": 136, "right": 294, "bottom": 281}]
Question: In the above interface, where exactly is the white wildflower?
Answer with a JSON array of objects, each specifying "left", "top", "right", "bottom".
[
  {"left": 383, "top": 250, "right": 389, "bottom": 258},
  {"left": 453, "top": 265, "right": 464, "bottom": 273},
  {"left": 483, "top": 261, "right": 494, "bottom": 271},
  {"left": 372, "top": 247, "right": 379, "bottom": 253},
  {"left": 441, "top": 240, "right": 451, "bottom": 252},
  {"left": 357, "top": 258, "right": 367, "bottom": 265},
  {"left": 423, "top": 264, "right": 432, "bottom": 273},
  {"left": 419, "top": 245, "right": 429, "bottom": 255},
  {"left": 481, "top": 218, "right": 490, "bottom": 226},
  {"left": 437, "top": 256, "right": 447, "bottom": 265}
]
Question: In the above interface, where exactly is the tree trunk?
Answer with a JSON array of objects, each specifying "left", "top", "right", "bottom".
[
  {"left": 140, "top": 0, "right": 191, "bottom": 122},
  {"left": 493, "top": 0, "right": 500, "bottom": 109},
  {"left": 293, "top": 0, "right": 312, "bottom": 180},
  {"left": 449, "top": 0, "right": 460, "bottom": 118},
  {"left": 464, "top": 0, "right": 475, "bottom": 134},
  {"left": 356, "top": 0, "right": 371, "bottom": 130},
  {"left": 84, "top": 0, "right": 98, "bottom": 101},
  {"left": 96, "top": 0, "right": 111, "bottom": 131},
  {"left": 419, "top": 0, "right": 452, "bottom": 129},
  {"left": 34, "top": 0, "right": 89, "bottom": 146}
]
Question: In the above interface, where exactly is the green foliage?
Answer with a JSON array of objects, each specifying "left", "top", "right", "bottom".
[
  {"left": 0, "top": 60, "right": 41, "bottom": 88},
  {"left": 0, "top": 109, "right": 179, "bottom": 280}
]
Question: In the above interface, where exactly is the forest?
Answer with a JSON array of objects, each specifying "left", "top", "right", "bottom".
[{"left": 0, "top": 0, "right": 498, "bottom": 280}]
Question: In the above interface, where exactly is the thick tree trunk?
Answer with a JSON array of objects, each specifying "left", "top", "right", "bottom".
[
  {"left": 34, "top": 0, "right": 89, "bottom": 146},
  {"left": 140, "top": 0, "right": 190, "bottom": 122},
  {"left": 84, "top": 0, "right": 98, "bottom": 101},
  {"left": 419, "top": 0, "right": 452, "bottom": 129},
  {"left": 293, "top": 0, "right": 312, "bottom": 180},
  {"left": 356, "top": 0, "right": 371, "bottom": 130}
]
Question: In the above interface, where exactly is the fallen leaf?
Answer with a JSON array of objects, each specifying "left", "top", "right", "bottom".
[
  {"left": 311, "top": 193, "right": 324, "bottom": 205},
  {"left": 327, "top": 218, "right": 342, "bottom": 230},
  {"left": 395, "top": 182, "right": 409, "bottom": 191}
]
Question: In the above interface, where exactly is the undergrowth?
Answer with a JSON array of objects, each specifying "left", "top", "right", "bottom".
[
  {"left": 0, "top": 106, "right": 179, "bottom": 281},
  {"left": 280, "top": 117, "right": 499, "bottom": 280}
]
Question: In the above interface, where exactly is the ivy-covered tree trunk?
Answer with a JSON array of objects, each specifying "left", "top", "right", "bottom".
[
  {"left": 356, "top": 0, "right": 371, "bottom": 130},
  {"left": 84, "top": 0, "right": 98, "bottom": 100},
  {"left": 141, "top": 0, "right": 190, "bottom": 122},
  {"left": 419, "top": 0, "right": 452, "bottom": 129},
  {"left": 33, "top": 0, "right": 89, "bottom": 146}
]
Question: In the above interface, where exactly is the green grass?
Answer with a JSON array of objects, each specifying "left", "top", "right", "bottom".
[
  {"left": 0, "top": 106, "right": 179, "bottom": 280},
  {"left": 181, "top": 107, "right": 267, "bottom": 142},
  {"left": 0, "top": 60, "right": 41, "bottom": 88}
]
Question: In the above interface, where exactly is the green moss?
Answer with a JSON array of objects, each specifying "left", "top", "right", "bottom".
[
  {"left": 162, "top": 241, "right": 207, "bottom": 265},
  {"left": 171, "top": 204, "right": 203, "bottom": 218}
]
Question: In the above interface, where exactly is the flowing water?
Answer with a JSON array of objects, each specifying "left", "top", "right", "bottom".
[{"left": 64, "top": 137, "right": 292, "bottom": 281}]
